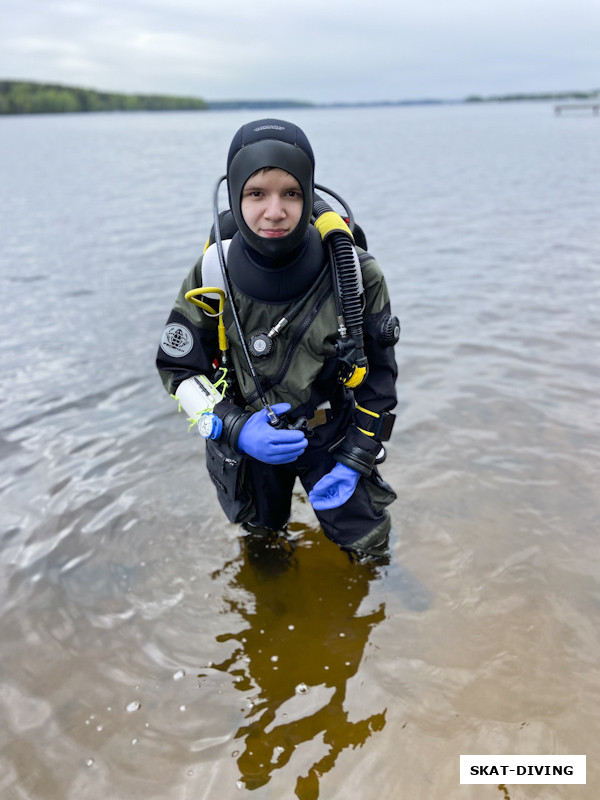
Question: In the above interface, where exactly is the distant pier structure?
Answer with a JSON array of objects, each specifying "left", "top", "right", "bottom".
[{"left": 555, "top": 103, "right": 599, "bottom": 115}]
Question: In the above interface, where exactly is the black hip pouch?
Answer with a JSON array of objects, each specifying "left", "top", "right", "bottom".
[{"left": 205, "top": 438, "right": 255, "bottom": 524}]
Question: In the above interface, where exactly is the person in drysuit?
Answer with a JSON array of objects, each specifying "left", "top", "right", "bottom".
[{"left": 156, "top": 119, "right": 399, "bottom": 559}]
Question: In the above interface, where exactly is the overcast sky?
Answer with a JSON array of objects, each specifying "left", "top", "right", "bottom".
[{"left": 2, "top": 0, "right": 599, "bottom": 103}]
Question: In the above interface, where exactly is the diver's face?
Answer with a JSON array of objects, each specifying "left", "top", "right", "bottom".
[{"left": 241, "top": 168, "right": 303, "bottom": 240}]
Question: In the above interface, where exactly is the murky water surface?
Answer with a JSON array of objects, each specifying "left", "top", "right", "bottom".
[{"left": 0, "top": 105, "right": 598, "bottom": 799}]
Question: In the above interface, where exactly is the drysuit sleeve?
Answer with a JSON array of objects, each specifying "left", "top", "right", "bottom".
[
  {"left": 156, "top": 254, "right": 220, "bottom": 395},
  {"left": 355, "top": 254, "right": 398, "bottom": 414},
  {"left": 332, "top": 253, "right": 399, "bottom": 476}
]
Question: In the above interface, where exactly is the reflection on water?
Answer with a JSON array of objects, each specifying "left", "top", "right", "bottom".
[{"left": 204, "top": 527, "right": 388, "bottom": 796}]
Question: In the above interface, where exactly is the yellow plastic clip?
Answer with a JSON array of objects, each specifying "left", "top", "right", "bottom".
[
  {"left": 343, "top": 365, "right": 367, "bottom": 388},
  {"left": 185, "top": 287, "right": 228, "bottom": 353}
]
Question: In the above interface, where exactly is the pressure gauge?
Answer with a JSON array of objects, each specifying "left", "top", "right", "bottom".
[{"left": 198, "top": 413, "right": 223, "bottom": 440}]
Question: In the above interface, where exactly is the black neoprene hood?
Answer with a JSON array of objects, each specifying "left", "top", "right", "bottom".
[{"left": 226, "top": 119, "right": 315, "bottom": 259}]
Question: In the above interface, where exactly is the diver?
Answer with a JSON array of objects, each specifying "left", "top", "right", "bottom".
[{"left": 156, "top": 119, "right": 400, "bottom": 559}]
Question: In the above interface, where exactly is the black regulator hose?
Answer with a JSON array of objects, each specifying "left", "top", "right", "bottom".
[
  {"left": 313, "top": 194, "right": 368, "bottom": 386},
  {"left": 212, "top": 176, "right": 308, "bottom": 432},
  {"left": 314, "top": 183, "right": 355, "bottom": 232},
  {"left": 213, "top": 176, "right": 279, "bottom": 423}
]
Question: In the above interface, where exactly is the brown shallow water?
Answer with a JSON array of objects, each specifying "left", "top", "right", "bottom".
[{"left": 0, "top": 105, "right": 599, "bottom": 798}]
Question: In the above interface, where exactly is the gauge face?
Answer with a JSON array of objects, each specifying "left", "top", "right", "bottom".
[
  {"left": 249, "top": 331, "right": 274, "bottom": 358},
  {"left": 199, "top": 414, "right": 214, "bottom": 438},
  {"left": 198, "top": 413, "right": 223, "bottom": 440}
]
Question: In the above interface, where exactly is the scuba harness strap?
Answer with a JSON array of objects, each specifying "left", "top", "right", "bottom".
[{"left": 354, "top": 404, "right": 396, "bottom": 441}]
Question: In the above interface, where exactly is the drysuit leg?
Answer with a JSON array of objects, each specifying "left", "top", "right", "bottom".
[
  {"left": 298, "top": 452, "right": 396, "bottom": 554},
  {"left": 243, "top": 460, "right": 297, "bottom": 532}
]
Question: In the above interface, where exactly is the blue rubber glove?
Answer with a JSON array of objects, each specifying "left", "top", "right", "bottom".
[
  {"left": 238, "top": 403, "right": 308, "bottom": 465},
  {"left": 308, "top": 463, "right": 360, "bottom": 510}
]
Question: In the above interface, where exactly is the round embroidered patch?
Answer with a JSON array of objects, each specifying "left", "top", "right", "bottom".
[{"left": 160, "top": 323, "right": 193, "bottom": 357}]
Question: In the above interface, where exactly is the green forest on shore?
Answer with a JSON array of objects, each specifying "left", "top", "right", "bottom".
[
  {"left": 0, "top": 81, "right": 208, "bottom": 114},
  {"left": 1, "top": 79, "right": 598, "bottom": 115}
]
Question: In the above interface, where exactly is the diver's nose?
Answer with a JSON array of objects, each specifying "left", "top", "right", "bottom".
[{"left": 264, "top": 194, "right": 285, "bottom": 219}]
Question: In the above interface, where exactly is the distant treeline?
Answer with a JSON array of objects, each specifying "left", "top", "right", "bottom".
[
  {"left": 2, "top": 79, "right": 599, "bottom": 116},
  {"left": 207, "top": 100, "right": 313, "bottom": 110},
  {"left": 0, "top": 81, "right": 208, "bottom": 115},
  {"left": 466, "top": 90, "right": 599, "bottom": 103}
]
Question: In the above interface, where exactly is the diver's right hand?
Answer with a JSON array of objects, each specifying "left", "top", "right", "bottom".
[{"left": 237, "top": 403, "right": 308, "bottom": 464}]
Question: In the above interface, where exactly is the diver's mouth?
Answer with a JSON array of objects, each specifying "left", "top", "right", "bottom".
[{"left": 260, "top": 229, "right": 288, "bottom": 238}]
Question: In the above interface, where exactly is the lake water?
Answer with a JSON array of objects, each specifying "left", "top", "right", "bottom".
[{"left": 0, "top": 103, "right": 598, "bottom": 800}]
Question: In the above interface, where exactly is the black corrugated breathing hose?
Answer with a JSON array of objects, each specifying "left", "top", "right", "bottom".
[{"left": 313, "top": 196, "right": 368, "bottom": 383}]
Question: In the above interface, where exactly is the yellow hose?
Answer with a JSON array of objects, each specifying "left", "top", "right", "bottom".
[{"left": 185, "top": 287, "right": 228, "bottom": 353}]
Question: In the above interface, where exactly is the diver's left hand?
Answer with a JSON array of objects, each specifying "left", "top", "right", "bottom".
[{"left": 308, "top": 463, "right": 360, "bottom": 510}]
